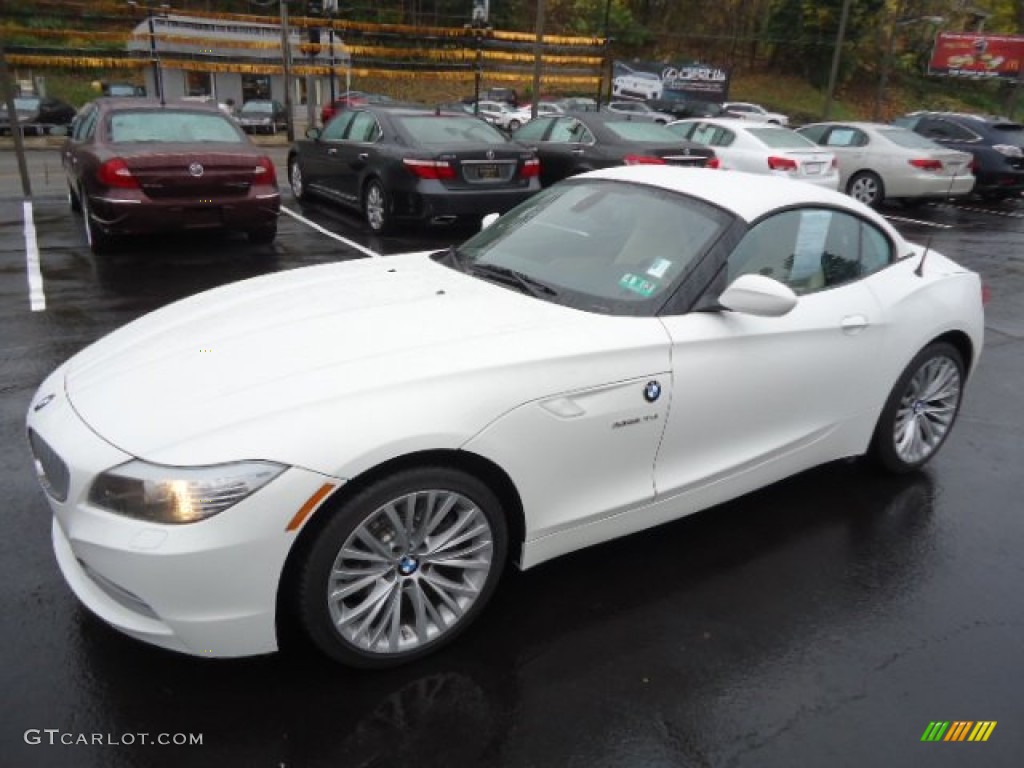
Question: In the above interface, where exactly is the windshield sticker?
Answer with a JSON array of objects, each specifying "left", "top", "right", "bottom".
[
  {"left": 619, "top": 273, "right": 658, "bottom": 297},
  {"left": 647, "top": 258, "right": 672, "bottom": 279}
]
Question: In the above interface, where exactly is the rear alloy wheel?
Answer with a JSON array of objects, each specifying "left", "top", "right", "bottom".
[
  {"left": 847, "top": 171, "right": 885, "bottom": 208},
  {"left": 289, "top": 158, "right": 307, "bottom": 201},
  {"left": 507, "top": 119, "right": 521, "bottom": 132},
  {"left": 296, "top": 467, "right": 508, "bottom": 667},
  {"left": 870, "top": 342, "right": 965, "bottom": 473},
  {"left": 364, "top": 179, "right": 391, "bottom": 234},
  {"left": 81, "top": 193, "right": 113, "bottom": 255}
]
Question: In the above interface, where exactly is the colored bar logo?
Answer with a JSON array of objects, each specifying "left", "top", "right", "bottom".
[{"left": 921, "top": 721, "right": 997, "bottom": 742}]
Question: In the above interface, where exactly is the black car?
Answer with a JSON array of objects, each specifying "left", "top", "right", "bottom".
[
  {"left": 893, "top": 111, "right": 1024, "bottom": 200},
  {"left": 287, "top": 105, "right": 541, "bottom": 233},
  {"left": 645, "top": 91, "right": 732, "bottom": 121},
  {"left": 0, "top": 95, "right": 76, "bottom": 136},
  {"left": 236, "top": 99, "right": 289, "bottom": 134},
  {"left": 510, "top": 111, "right": 716, "bottom": 187}
]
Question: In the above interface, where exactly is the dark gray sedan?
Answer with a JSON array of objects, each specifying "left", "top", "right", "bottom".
[{"left": 287, "top": 105, "right": 541, "bottom": 233}]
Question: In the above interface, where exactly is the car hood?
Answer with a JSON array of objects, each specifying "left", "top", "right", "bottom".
[{"left": 63, "top": 253, "right": 670, "bottom": 467}]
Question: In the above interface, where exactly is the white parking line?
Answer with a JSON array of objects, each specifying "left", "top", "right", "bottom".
[
  {"left": 950, "top": 203, "right": 1024, "bottom": 219},
  {"left": 280, "top": 205, "right": 380, "bottom": 258},
  {"left": 23, "top": 201, "right": 46, "bottom": 311},
  {"left": 883, "top": 214, "right": 954, "bottom": 230}
]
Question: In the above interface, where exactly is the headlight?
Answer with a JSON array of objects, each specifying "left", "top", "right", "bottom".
[
  {"left": 89, "top": 460, "right": 287, "bottom": 524},
  {"left": 993, "top": 143, "right": 1023, "bottom": 158}
]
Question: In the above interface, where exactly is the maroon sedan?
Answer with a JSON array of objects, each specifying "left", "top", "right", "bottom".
[{"left": 62, "top": 98, "right": 280, "bottom": 254}]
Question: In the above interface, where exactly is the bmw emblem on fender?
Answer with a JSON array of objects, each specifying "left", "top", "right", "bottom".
[{"left": 643, "top": 381, "right": 662, "bottom": 403}]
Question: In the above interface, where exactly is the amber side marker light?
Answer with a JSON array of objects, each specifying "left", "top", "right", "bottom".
[{"left": 286, "top": 483, "right": 337, "bottom": 531}]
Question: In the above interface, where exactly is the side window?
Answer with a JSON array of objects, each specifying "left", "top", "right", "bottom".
[
  {"left": 73, "top": 108, "right": 98, "bottom": 141},
  {"left": 726, "top": 209, "right": 893, "bottom": 295},
  {"left": 345, "top": 111, "right": 380, "bottom": 142},
  {"left": 799, "top": 125, "right": 827, "bottom": 144},
  {"left": 548, "top": 118, "right": 577, "bottom": 143},
  {"left": 513, "top": 118, "right": 550, "bottom": 140},
  {"left": 825, "top": 127, "right": 861, "bottom": 147},
  {"left": 322, "top": 110, "right": 354, "bottom": 141}
]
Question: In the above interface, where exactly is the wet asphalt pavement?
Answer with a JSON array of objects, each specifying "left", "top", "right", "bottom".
[{"left": 1, "top": 147, "right": 1022, "bottom": 767}]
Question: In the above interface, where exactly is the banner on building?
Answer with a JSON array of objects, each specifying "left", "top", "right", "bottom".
[
  {"left": 928, "top": 32, "right": 1024, "bottom": 79},
  {"left": 612, "top": 60, "right": 730, "bottom": 102}
]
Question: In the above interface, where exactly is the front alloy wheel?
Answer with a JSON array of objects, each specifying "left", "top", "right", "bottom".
[
  {"left": 871, "top": 342, "right": 965, "bottom": 473},
  {"left": 297, "top": 467, "right": 508, "bottom": 667},
  {"left": 364, "top": 179, "right": 390, "bottom": 233},
  {"left": 289, "top": 159, "right": 306, "bottom": 201}
]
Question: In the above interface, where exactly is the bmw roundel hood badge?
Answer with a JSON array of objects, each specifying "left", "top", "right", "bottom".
[{"left": 643, "top": 381, "right": 661, "bottom": 403}]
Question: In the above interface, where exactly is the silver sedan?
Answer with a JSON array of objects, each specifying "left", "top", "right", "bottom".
[{"left": 797, "top": 122, "right": 975, "bottom": 207}]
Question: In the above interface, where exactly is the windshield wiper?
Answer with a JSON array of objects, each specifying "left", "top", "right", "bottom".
[
  {"left": 469, "top": 262, "right": 559, "bottom": 298},
  {"left": 432, "top": 245, "right": 467, "bottom": 271}
]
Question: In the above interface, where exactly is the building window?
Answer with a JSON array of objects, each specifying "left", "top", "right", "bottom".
[
  {"left": 242, "top": 75, "right": 271, "bottom": 102},
  {"left": 185, "top": 71, "right": 212, "bottom": 97}
]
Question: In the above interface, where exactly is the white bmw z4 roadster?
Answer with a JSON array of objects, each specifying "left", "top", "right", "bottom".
[{"left": 27, "top": 166, "right": 984, "bottom": 667}]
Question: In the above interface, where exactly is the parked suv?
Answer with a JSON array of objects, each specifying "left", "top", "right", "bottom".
[{"left": 894, "top": 111, "right": 1024, "bottom": 200}]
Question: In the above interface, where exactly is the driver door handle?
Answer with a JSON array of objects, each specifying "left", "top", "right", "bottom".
[{"left": 358, "top": 152, "right": 369, "bottom": 161}]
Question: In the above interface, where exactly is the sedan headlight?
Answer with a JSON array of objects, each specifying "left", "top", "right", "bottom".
[{"left": 89, "top": 460, "right": 287, "bottom": 524}]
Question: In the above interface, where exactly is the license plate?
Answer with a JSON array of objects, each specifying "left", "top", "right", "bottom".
[
  {"left": 804, "top": 162, "right": 824, "bottom": 175},
  {"left": 475, "top": 164, "right": 500, "bottom": 179}
]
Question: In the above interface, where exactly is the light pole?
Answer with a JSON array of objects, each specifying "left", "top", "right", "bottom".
[
  {"left": 325, "top": 0, "right": 338, "bottom": 104},
  {"left": 595, "top": 0, "right": 611, "bottom": 109},
  {"left": 128, "top": 1, "right": 169, "bottom": 102},
  {"left": 873, "top": 15, "right": 944, "bottom": 121},
  {"left": 822, "top": 0, "right": 851, "bottom": 119}
]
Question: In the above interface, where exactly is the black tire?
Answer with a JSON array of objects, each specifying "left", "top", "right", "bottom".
[
  {"left": 288, "top": 157, "right": 307, "bottom": 201},
  {"left": 295, "top": 466, "right": 508, "bottom": 668},
  {"left": 81, "top": 193, "right": 113, "bottom": 255},
  {"left": 247, "top": 224, "right": 277, "bottom": 244},
  {"left": 363, "top": 178, "right": 391, "bottom": 234},
  {"left": 869, "top": 342, "right": 965, "bottom": 473},
  {"left": 847, "top": 171, "right": 885, "bottom": 208},
  {"left": 507, "top": 119, "right": 521, "bottom": 132}
]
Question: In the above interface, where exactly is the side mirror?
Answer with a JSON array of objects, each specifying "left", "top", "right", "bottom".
[
  {"left": 481, "top": 212, "right": 500, "bottom": 230},
  {"left": 305, "top": 126, "right": 321, "bottom": 140},
  {"left": 718, "top": 274, "right": 798, "bottom": 317}
]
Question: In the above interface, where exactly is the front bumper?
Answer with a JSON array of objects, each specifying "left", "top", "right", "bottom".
[{"left": 27, "top": 369, "right": 340, "bottom": 658}]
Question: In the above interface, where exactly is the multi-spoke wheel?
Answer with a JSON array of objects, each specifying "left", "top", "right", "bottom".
[
  {"left": 288, "top": 158, "right": 307, "bottom": 201},
  {"left": 296, "top": 467, "right": 508, "bottom": 667},
  {"left": 363, "top": 179, "right": 391, "bottom": 234},
  {"left": 847, "top": 171, "right": 884, "bottom": 208},
  {"left": 870, "top": 342, "right": 965, "bottom": 473}
]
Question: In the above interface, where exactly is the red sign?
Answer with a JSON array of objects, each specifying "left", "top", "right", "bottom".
[{"left": 929, "top": 32, "right": 1024, "bottom": 79}]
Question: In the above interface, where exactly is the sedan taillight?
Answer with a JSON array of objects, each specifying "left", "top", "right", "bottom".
[
  {"left": 767, "top": 156, "right": 798, "bottom": 172},
  {"left": 623, "top": 154, "right": 666, "bottom": 165},
  {"left": 909, "top": 158, "right": 943, "bottom": 172},
  {"left": 96, "top": 158, "right": 139, "bottom": 189},
  {"left": 519, "top": 158, "right": 540, "bottom": 178},
  {"left": 705, "top": 157, "right": 721, "bottom": 169},
  {"left": 403, "top": 158, "right": 457, "bottom": 180},
  {"left": 254, "top": 156, "right": 277, "bottom": 185}
]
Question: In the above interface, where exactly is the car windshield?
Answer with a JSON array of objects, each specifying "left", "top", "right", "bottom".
[
  {"left": 991, "top": 123, "right": 1024, "bottom": 148},
  {"left": 241, "top": 102, "right": 273, "bottom": 114},
  {"left": 605, "top": 122, "right": 680, "bottom": 142},
  {"left": 877, "top": 127, "right": 945, "bottom": 150},
  {"left": 108, "top": 111, "right": 242, "bottom": 143},
  {"left": 450, "top": 179, "right": 729, "bottom": 315},
  {"left": 14, "top": 97, "right": 40, "bottom": 110},
  {"left": 746, "top": 127, "right": 817, "bottom": 149},
  {"left": 399, "top": 115, "right": 508, "bottom": 145}
]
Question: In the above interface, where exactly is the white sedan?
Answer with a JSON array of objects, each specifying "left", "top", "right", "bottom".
[
  {"left": 723, "top": 101, "right": 790, "bottom": 126},
  {"left": 668, "top": 117, "right": 840, "bottom": 189},
  {"left": 474, "top": 99, "right": 518, "bottom": 130},
  {"left": 506, "top": 101, "right": 565, "bottom": 131},
  {"left": 797, "top": 122, "right": 976, "bottom": 207},
  {"left": 27, "top": 167, "right": 983, "bottom": 668}
]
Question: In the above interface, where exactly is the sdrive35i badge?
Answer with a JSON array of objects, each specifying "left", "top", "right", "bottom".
[{"left": 643, "top": 380, "right": 662, "bottom": 403}]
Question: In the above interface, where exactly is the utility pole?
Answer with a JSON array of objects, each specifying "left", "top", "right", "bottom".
[
  {"left": 531, "top": 0, "right": 546, "bottom": 117},
  {"left": 280, "top": 0, "right": 294, "bottom": 141},
  {"left": 0, "top": 43, "right": 32, "bottom": 198},
  {"left": 822, "top": 0, "right": 851, "bottom": 119}
]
